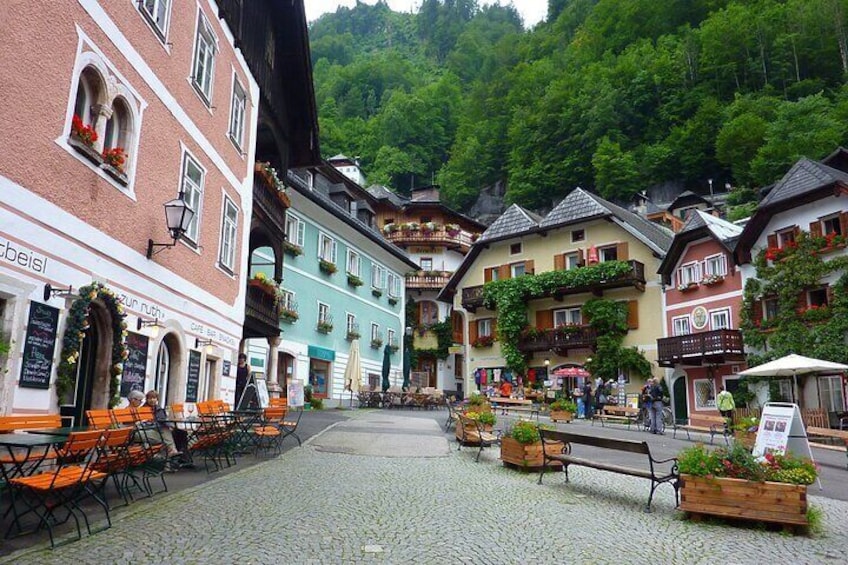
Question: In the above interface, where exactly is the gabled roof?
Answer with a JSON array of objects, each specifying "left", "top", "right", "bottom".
[
  {"left": 735, "top": 156, "right": 848, "bottom": 262},
  {"left": 478, "top": 204, "right": 541, "bottom": 242},
  {"left": 667, "top": 190, "right": 710, "bottom": 210},
  {"left": 658, "top": 211, "right": 742, "bottom": 283},
  {"left": 541, "top": 189, "right": 609, "bottom": 227}
]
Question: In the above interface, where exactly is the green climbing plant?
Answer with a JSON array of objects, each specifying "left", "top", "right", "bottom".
[{"left": 740, "top": 230, "right": 848, "bottom": 377}]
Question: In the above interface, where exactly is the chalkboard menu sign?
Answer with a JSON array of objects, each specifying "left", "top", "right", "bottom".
[
  {"left": 20, "top": 302, "right": 60, "bottom": 389},
  {"left": 222, "top": 360, "right": 231, "bottom": 377},
  {"left": 186, "top": 350, "right": 202, "bottom": 402},
  {"left": 120, "top": 332, "right": 149, "bottom": 397}
]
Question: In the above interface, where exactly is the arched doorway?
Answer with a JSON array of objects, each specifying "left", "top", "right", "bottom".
[
  {"left": 280, "top": 351, "right": 295, "bottom": 397},
  {"left": 60, "top": 302, "right": 113, "bottom": 426},
  {"left": 154, "top": 333, "right": 182, "bottom": 405},
  {"left": 672, "top": 375, "right": 688, "bottom": 424}
]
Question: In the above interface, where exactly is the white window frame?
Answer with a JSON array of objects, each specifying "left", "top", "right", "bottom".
[
  {"left": 190, "top": 10, "right": 218, "bottom": 105},
  {"left": 565, "top": 252, "right": 580, "bottom": 270},
  {"left": 318, "top": 302, "right": 330, "bottom": 324},
  {"left": 709, "top": 308, "right": 731, "bottom": 330},
  {"left": 371, "top": 264, "right": 385, "bottom": 290},
  {"left": 137, "top": 0, "right": 172, "bottom": 43},
  {"left": 286, "top": 215, "right": 305, "bottom": 247},
  {"left": 346, "top": 313, "right": 357, "bottom": 335},
  {"left": 228, "top": 75, "right": 247, "bottom": 150},
  {"left": 510, "top": 262, "right": 526, "bottom": 277},
  {"left": 387, "top": 328, "right": 396, "bottom": 348},
  {"left": 477, "top": 318, "right": 493, "bottom": 337},
  {"left": 677, "top": 261, "right": 701, "bottom": 286},
  {"left": 703, "top": 253, "right": 727, "bottom": 277},
  {"left": 694, "top": 378, "right": 716, "bottom": 410},
  {"left": 347, "top": 250, "right": 361, "bottom": 277},
  {"left": 370, "top": 323, "right": 380, "bottom": 342},
  {"left": 672, "top": 315, "right": 691, "bottom": 336},
  {"left": 280, "top": 289, "right": 295, "bottom": 311},
  {"left": 554, "top": 307, "right": 581, "bottom": 327},
  {"left": 318, "top": 233, "right": 336, "bottom": 264},
  {"left": 388, "top": 273, "right": 401, "bottom": 298},
  {"left": 180, "top": 151, "right": 205, "bottom": 245},
  {"left": 218, "top": 195, "right": 238, "bottom": 271}
]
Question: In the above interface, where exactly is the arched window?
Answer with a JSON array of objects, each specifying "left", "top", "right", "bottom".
[
  {"left": 73, "top": 66, "right": 104, "bottom": 129},
  {"left": 103, "top": 97, "right": 133, "bottom": 171},
  {"left": 155, "top": 340, "right": 171, "bottom": 405}
]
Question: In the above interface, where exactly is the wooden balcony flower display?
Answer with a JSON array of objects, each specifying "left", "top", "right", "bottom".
[
  {"left": 471, "top": 335, "right": 494, "bottom": 348},
  {"left": 445, "top": 223, "right": 461, "bottom": 237},
  {"left": 500, "top": 420, "right": 563, "bottom": 471},
  {"left": 421, "top": 221, "right": 438, "bottom": 234},
  {"left": 254, "top": 162, "right": 291, "bottom": 207},
  {"left": 248, "top": 272, "right": 278, "bottom": 297},
  {"left": 382, "top": 223, "right": 398, "bottom": 235},
  {"left": 548, "top": 399, "right": 577, "bottom": 423},
  {"left": 319, "top": 259, "right": 337, "bottom": 275},
  {"left": 401, "top": 222, "right": 419, "bottom": 233},
  {"left": 678, "top": 443, "right": 816, "bottom": 530}
]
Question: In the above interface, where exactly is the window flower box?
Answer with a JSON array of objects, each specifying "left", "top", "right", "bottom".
[
  {"left": 319, "top": 259, "right": 337, "bottom": 275},
  {"left": 700, "top": 274, "right": 724, "bottom": 286},
  {"left": 370, "top": 338, "right": 383, "bottom": 349},
  {"left": 71, "top": 115, "right": 97, "bottom": 147},
  {"left": 346, "top": 331, "right": 361, "bottom": 341},
  {"left": 347, "top": 274, "right": 363, "bottom": 287},
  {"left": 248, "top": 273, "right": 278, "bottom": 297},
  {"left": 471, "top": 335, "right": 494, "bottom": 348},
  {"left": 388, "top": 297, "right": 398, "bottom": 306},
  {"left": 371, "top": 288, "right": 383, "bottom": 298},
  {"left": 388, "top": 344, "right": 399, "bottom": 353},
  {"left": 68, "top": 135, "right": 103, "bottom": 166},
  {"left": 284, "top": 241, "right": 303, "bottom": 257},
  {"left": 316, "top": 321, "right": 333, "bottom": 334},
  {"left": 100, "top": 162, "right": 129, "bottom": 186},
  {"left": 280, "top": 309, "right": 299, "bottom": 323},
  {"left": 677, "top": 282, "right": 698, "bottom": 292}
]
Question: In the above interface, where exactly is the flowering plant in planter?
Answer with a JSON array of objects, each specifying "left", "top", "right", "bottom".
[
  {"left": 466, "top": 411, "right": 496, "bottom": 426},
  {"left": 445, "top": 223, "right": 461, "bottom": 236},
  {"left": 421, "top": 221, "right": 438, "bottom": 233},
  {"left": 319, "top": 259, "right": 337, "bottom": 275},
  {"left": 249, "top": 272, "right": 278, "bottom": 295},
  {"left": 549, "top": 399, "right": 577, "bottom": 413},
  {"left": 382, "top": 223, "right": 398, "bottom": 234},
  {"left": 347, "top": 273, "right": 363, "bottom": 287},
  {"left": 346, "top": 330, "right": 361, "bottom": 340},
  {"left": 471, "top": 335, "right": 494, "bottom": 348},
  {"left": 284, "top": 241, "right": 303, "bottom": 256},
  {"left": 798, "top": 303, "right": 831, "bottom": 322},
  {"left": 370, "top": 338, "right": 383, "bottom": 349},
  {"left": 677, "top": 281, "right": 698, "bottom": 292},
  {"left": 677, "top": 443, "right": 817, "bottom": 485},
  {"left": 102, "top": 147, "right": 127, "bottom": 172},
  {"left": 401, "top": 222, "right": 419, "bottom": 232},
  {"left": 71, "top": 115, "right": 98, "bottom": 147},
  {"left": 279, "top": 308, "right": 299, "bottom": 323},
  {"left": 316, "top": 320, "right": 334, "bottom": 333},
  {"left": 700, "top": 273, "right": 724, "bottom": 286}
]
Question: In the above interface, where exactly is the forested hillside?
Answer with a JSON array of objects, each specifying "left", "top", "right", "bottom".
[{"left": 310, "top": 0, "right": 848, "bottom": 212}]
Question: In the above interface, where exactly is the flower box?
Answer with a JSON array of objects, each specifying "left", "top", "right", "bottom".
[
  {"left": 500, "top": 437, "right": 564, "bottom": 470},
  {"left": 280, "top": 310, "right": 299, "bottom": 324},
  {"left": 346, "top": 331, "right": 361, "bottom": 341},
  {"left": 347, "top": 274, "right": 363, "bottom": 287},
  {"left": 101, "top": 163, "right": 128, "bottom": 186},
  {"left": 371, "top": 288, "right": 383, "bottom": 298},
  {"left": 319, "top": 259, "right": 337, "bottom": 275},
  {"left": 68, "top": 135, "right": 104, "bottom": 166},
  {"left": 549, "top": 410, "right": 574, "bottom": 423},
  {"left": 284, "top": 241, "right": 303, "bottom": 257},
  {"left": 370, "top": 339, "right": 383, "bottom": 349},
  {"left": 701, "top": 275, "right": 724, "bottom": 287},
  {"left": 388, "top": 297, "right": 398, "bottom": 306},
  {"left": 248, "top": 278, "right": 277, "bottom": 297},
  {"left": 316, "top": 322, "right": 333, "bottom": 334},
  {"left": 679, "top": 475, "right": 808, "bottom": 528},
  {"left": 733, "top": 431, "right": 757, "bottom": 449},
  {"left": 677, "top": 282, "right": 698, "bottom": 292},
  {"left": 471, "top": 335, "right": 494, "bottom": 348}
]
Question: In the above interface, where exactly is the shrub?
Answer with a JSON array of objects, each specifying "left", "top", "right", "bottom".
[
  {"left": 468, "top": 393, "right": 487, "bottom": 406},
  {"left": 549, "top": 399, "right": 577, "bottom": 413},
  {"left": 505, "top": 420, "right": 542, "bottom": 444}
]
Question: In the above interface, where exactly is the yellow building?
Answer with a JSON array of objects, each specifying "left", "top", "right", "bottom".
[{"left": 439, "top": 188, "right": 673, "bottom": 399}]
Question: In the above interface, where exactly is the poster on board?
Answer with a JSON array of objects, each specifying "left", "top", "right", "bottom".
[
  {"left": 255, "top": 377, "right": 269, "bottom": 409},
  {"left": 288, "top": 379, "right": 304, "bottom": 407},
  {"left": 753, "top": 402, "right": 811, "bottom": 459}
]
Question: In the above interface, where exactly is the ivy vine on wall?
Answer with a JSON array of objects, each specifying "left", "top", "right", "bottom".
[{"left": 56, "top": 282, "right": 128, "bottom": 407}]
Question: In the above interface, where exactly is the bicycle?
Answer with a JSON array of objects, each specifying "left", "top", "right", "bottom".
[{"left": 637, "top": 405, "right": 672, "bottom": 433}]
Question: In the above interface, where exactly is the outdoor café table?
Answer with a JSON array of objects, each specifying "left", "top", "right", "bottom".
[
  {"left": 228, "top": 410, "right": 263, "bottom": 453},
  {"left": 24, "top": 426, "right": 91, "bottom": 437},
  {"left": 0, "top": 433, "right": 68, "bottom": 484},
  {"left": 488, "top": 397, "right": 533, "bottom": 407}
]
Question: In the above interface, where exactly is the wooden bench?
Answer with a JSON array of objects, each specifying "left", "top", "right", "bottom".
[
  {"left": 806, "top": 426, "right": 848, "bottom": 469},
  {"left": 538, "top": 429, "right": 679, "bottom": 512},
  {"left": 456, "top": 414, "right": 501, "bottom": 462},
  {"left": 499, "top": 405, "right": 540, "bottom": 421},
  {"left": 592, "top": 406, "right": 639, "bottom": 429},
  {"left": 672, "top": 414, "right": 730, "bottom": 445}
]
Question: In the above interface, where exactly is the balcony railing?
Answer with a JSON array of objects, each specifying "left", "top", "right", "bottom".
[
  {"left": 244, "top": 283, "right": 281, "bottom": 339},
  {"left": 550, "top": 260, "right": 646, "bottom": 299},
  {"left": 517, "top": 326, "right": 598, "bottom": 354},
  {"left": 252, "top": 169, "right": 288, "bottom": 236},
  {"left": 385, "top": 229, "right": 475, "bottom": 252},
  {"left": 656, "top": 329, "right": 745, "bottom": 367},
  {"left": 406, "top": 271, "right": 452, "bottom": 290},
  {"left": 461, "top": 285, "right": 486, "bottom": 311}
]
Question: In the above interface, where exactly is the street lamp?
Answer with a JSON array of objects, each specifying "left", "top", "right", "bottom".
[{"left": 147, "top": 192, "right": 195, "bottom": 258}]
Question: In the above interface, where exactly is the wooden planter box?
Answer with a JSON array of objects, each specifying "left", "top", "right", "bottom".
[
  {"left": 550, "top": 410, "right": 574, "bottom": 423},
  {"left": 680, "top": 475, "right": 808, "bottom": 528},
  {"left": 467, "top": 403, "right": 491, "bottom": 413},
  {"left": 455, "top": 421, "right": 493, "bottom": 444},
  {"left": 500, "top": 437, "right": 563, "bottom": 471}
]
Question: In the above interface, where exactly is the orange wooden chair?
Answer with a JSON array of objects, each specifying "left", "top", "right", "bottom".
[
  {"left": 0, "top": 415, "right": 63, "bottom": 472},
  {"left": 85, "top": 409, "right": 113, "bottom": 430},
  {"left": 253, "top": 407, "right": 287, "bottom": 456}
]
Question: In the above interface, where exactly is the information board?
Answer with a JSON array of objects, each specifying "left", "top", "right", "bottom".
[
  {"left": 288, "top": 379, "right": 304, "bottom": 407},
  {"left": 19, "top": 302, "right": 59, "bottom": 389},
  {"left": 120, "top": 331, "right": 149, "bottom": 397},
  {"left": 255, "top": 377, "right": 269, "bottom": 409},
  {"left": 222, "top": 360, "right": 231, "bottom": 377},
  {"left": 753, "top": 402, "right": 812, "bottom": 459},
  {"left": 185, "top": 350, "right": 202, "bottom": 403}
]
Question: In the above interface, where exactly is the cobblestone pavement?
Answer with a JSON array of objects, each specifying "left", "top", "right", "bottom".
[{"left": 4, "top": 410, "right": 848, "bottom": 565}]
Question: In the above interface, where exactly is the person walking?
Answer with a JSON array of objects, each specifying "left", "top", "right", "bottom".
[
  {"left": 582, "top": 379, "right": 594, "bottom": 420},
  {"left": 717, "top": 385, "right": 736, "bottom": 431},
  {"left": 648, "top": 378, "right": 664, "bottom": 434},
  {"left": 235, "top": 353, "right": 250, "bottom": 409}
]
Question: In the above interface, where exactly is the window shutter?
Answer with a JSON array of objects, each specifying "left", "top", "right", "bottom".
[
  {"left": 810, "top": 220, "right": 822, "bottom": 238},
  {"left": 577, "top": 248, "right": 585, "bottom": 266},
  {"left": 792, "top": 225, "right": 800, "bottom": 238},
  {"left": 554, "top": 254, "right": 565, "bottom": 270},
  {"left": 524, "top": 260, "right": 535, "bottom": 275},
  {"left": 840, "top": 212, "right": 848, "bottom": 236},
  {"left": 468, "top": 319, "right": 478, "bottom": 344},
  {"left": 484, "top": 267, "right": 493, "bottom": 283},
  {"left": 536, "top": 309, "right": 553, "bottom": 330},
  {"left": 499, "top": 264, "right": 511, "bottom": 280},
  {"left": 826, "top": 285, "right": 835, "bottom": 305},
  {"left": 616, "top": 241, "right": 629, "bottom": 261},
  {"left": 626, "top": 300, "right": 639, "bottom": 329},
  {"left": 752, "top": 300, "right": 763, "bottom": 325},
  {"left": 767, "top": 234, "right": 778, "bottom": 248}
]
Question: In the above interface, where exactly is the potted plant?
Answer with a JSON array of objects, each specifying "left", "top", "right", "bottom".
[
  {"left": 346, "top": 329, "right": 361, "bottom": 341},
  {"left": 678, "top": 443, "right": 816, "bottom": 528},
  {"left": 471, "top": 335, "right": 494, "bottom": 348},
  {"left": 677, "top": 281, "right": 698, "bottom": 292},
  {"left": 319, "top": 259, "right": 337, "bottom": 275},
  {"left": 467, "top": 393, "right": 491, "bottom": 413},
  {"left": 700, "top": 273, "right": 725, "bottom": 286},
  {"left": 730, "top": 416, "right": 759, "bottom": 449},
  {"left": 500, "top": 420, "right": 563, "bottom": 470},
  {"left": 549, "top": 399, "right": 577, "bottom": 423},
  {"left": 370, "top": 338, "right": 383, "bottom": 349},
  {"left": 316, "top": 320, "right": 333, "bottom": 334},
  {"left": 284, "top": 241, "right": 303, "bottom": 257},
  {"left": 455, "top": 410, "right": 496, "bottom": 442},
  {"left": 248, "top": 272, "right": 277, "bottom": 296},
  {"left": 279, "top": 308, "right": 299, "bottom": 323},
  {"left": 445, "top": 223, "right": 461, "bottom": 237},
  {"left": 347, "top": 273, "right": 363, "bottom": 287},
  {"left": 71, "top": 115, "right": 97, "bottom": 148},
  {"left": 382, "top": 223, "right": 398, "bottom": 235}
]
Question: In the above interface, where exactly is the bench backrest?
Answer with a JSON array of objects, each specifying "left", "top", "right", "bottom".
[
  {"left": 269, "top": 397, "right": 288, "bottom": 407},
  {"left": 111, "top": 407, "right": 136, "bottom": 426},
  {"left": 807, "top": 426, "right": 848, "bottom": 440},
  {"left": 689, "top": 414, "right": 727, "bottom": 426},
  {"left": 539, "top": 428, "right": 650, "bottom": 455},
  {"left": 603, "top": 406, "right": 638, "bottom": 415},
  {"left": 86, "top": 409, "right": 114, "bottom": 429},
  {"left": 133, "top": 406, "right": 154, "bottom": 422},
  {"left": 0, "top": 414, "right": 62, "bottom": 432}
]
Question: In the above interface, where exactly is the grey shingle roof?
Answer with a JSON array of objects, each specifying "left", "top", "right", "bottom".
[
  {"left": 367, "top": 184, "right": 408, "bottom": 207},
  {"left": 478, "top": 204, "right": 540, "bottom": 242},
  {"left": 760, "top": 158, "right": 848, "bottom": 207},
  {"left": 541, "top": 188, "right": 609, "bottom": 227}
]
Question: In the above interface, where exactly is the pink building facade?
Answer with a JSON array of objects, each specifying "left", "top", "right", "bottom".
[
  {"left": 0, "top": 1, "right": 260, "bottom": 423},
  {"left": 657, "top": 211, "right": 746, "bottom": 423}
]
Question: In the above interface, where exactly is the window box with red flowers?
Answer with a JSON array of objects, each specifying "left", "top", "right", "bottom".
[
  {"left": 798, "top": 304, "right": 831, "bottom": 323},
  {"left": 101, "top": 147, "right": 128, "bottom": 186},
  {"left": 472, "top": 335, "right": 495, "bottom": 348},
  {"left": 68, "top": 115, "right": 103, "bottom": 166},
  {"left": 811, "top": 232, "right": 848, "bottom": 255}
]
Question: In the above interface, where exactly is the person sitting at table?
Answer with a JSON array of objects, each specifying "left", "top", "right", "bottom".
[
  {"left": 145, "top": 390, "right": 183, "bottom": 458},
  {"left": 499, "top": 379, "right": 513, "bottom": 398}
]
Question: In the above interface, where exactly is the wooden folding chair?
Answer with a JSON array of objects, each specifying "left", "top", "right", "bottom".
[
  {"left": 253, "top": 407, "right": 286, "bottom": 457},
  {"left": 280, "top": 407, "right": 303, "bottom": 447},
  {"left": 85, "top": 409, "right": 113, "bottom": 430}
]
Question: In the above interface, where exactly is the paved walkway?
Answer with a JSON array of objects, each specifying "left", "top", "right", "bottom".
[{"left": 4, "top": 410, "right": 848, "bottom": 564}]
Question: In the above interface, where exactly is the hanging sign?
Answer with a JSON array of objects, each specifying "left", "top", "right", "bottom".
[{"left": 19, "top": 302, "right": 59, "bottom": 389}]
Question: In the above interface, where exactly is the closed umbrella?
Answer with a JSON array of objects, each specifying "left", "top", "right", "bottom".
[
  {"left": 402, "top": 336, "right": 412, "bottom": 391},
  {"left": 381, "top": 344, "right": 391, "bottom": 392},
  {"left": 344, "top": 339, "right": 362, "bottom": 407}
]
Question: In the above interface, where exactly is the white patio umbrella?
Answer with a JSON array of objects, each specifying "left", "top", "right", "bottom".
[
  {"left": 738, "top": 354, "right": 848, "bottom": 405},
  {"left": 343, "top": 339, "right": 362, "bottom": 407}
]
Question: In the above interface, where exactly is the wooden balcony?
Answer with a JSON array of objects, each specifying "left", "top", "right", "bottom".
[
  {"left": 517, "top": 326, "right": 598, "bottom": 355},
  {"left": 385, "top": 229, "right": 474, "bottom": 252},
  {"left": 406, "top": 271, "right": 452, "bottom": 290},
  {"left": 461, "top": 285, "right": 486, "bottom": 312},
  {"left": 656, "top": 329, "right": 745, "bottom": 368},
  {"left": 244, "top": 284, "right": 281, "bottom": 339},
  {"left": 550, "top": 260, "right": 646, "bottom": 300}
]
